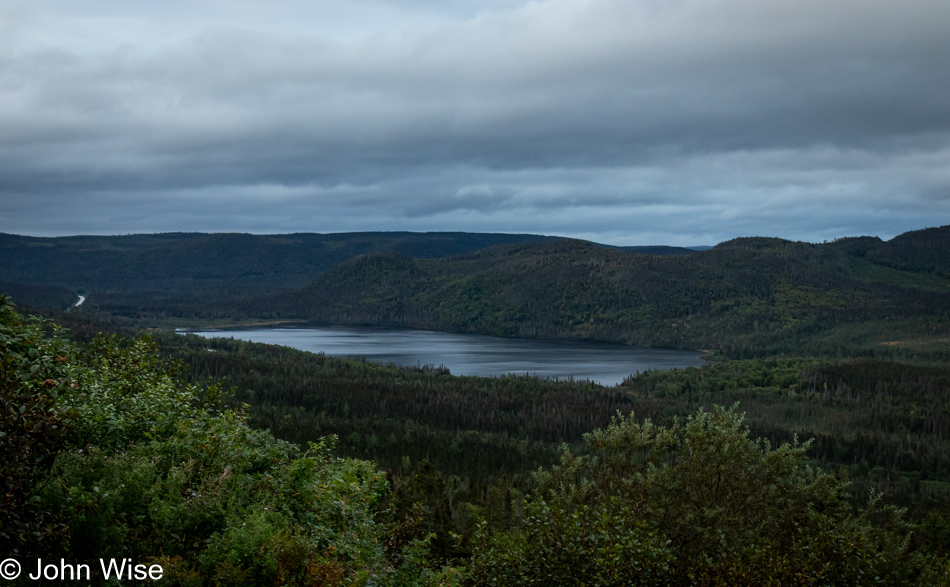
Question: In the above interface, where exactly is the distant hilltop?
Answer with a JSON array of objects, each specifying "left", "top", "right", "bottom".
[
  {"left": 2, "top": 226, "right": 948, "bottom": 360},
  {"left": 0, "top": 231, "right": 700, "bottom": 297}
]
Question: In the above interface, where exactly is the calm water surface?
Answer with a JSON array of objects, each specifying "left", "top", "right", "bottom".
[{"left": 191, "top": 326, "right": 706, "bottom": 386}]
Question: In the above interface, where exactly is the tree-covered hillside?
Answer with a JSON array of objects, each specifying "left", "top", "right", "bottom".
[
  {"left": 0, "top": 231, "right": 705, "bottom": 321},
  {"left": 865, "top": 226, "right": 950, "bottom": 276},
  {"left": 0, "top": 231, "right": 562, "bottom": 298},
  {"left": 266, "top": 226, "right": 950, "bottom": 358}
]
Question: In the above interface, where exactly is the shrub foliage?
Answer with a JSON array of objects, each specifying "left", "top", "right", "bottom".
[{"left": 466, "top": 406, "right": 942, "bottom": 585}]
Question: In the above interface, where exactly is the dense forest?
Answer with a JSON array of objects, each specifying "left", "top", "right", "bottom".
[
  {"left": 0, "top": 232, "right": 560, "bottom": 314},
  {"left": 76, "top": 322, "right": 950, "bottom": 551},
  {"left": 4, "top": 297, "right": 950, "bottom": 585},
  {"left": 0, "top": 231, "right": 702, "bottom": 316},
  {"left": 3, "top": 224, "right": 950, "bottom": 583},
  {"left": 0, "top": 231, "right": 703, "bottom": 330}
]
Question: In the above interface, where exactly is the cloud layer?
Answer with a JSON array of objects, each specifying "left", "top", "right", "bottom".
[{"left": 1, "top": 0, "right": 949, "bottom": 244}]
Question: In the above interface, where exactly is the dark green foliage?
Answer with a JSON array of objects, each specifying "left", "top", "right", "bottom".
[
  {"left": 145, "top": 331, "right": 950, "bottom": 517},
  {"left": 60, "top": 325, "right": 928, "bottom": 563},
  {"left": 465, "top": 407, "right": 943, "bottom": 585},
  {"left": 0, "top": 297, "right": 457, "bottom": 586},
  {"left": 616, "top": 245, "right": 698, "bottom": 255},
  {"left": 43, "top": 424, "right": 399, "bottom": 585},
  {"left": 824, "top": 235, "right": 883, "bottom": 257},
  {"left": 0, "top": 295, "right": 75, "bottom": 555},
  {"left": 0, "top": 283, "right": 77, "bottom": 311},
  {"left": 621, "top": 359, "right": 950, "bottom": 512},
  {"left": 867, "top": 225, "right": 950, "bottom": 276}
]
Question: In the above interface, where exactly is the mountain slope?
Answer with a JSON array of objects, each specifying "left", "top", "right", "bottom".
[
  {"left": 268, "top": 231, "right": 950, "bottom": 357},
  {"left": 866, "top": 225, "right": 950, "bottom": 275},
  {"left": 0, "top": 231, "right": 561, "bottom": 297}
]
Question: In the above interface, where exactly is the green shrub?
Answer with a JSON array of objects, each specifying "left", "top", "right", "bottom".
[
  {"left": 1, "top": 296, "right": 449, "bottom": 585},
  {"left": 0, "top": 295, "right": 76, "bottom": 555},
  {"left": 466, "top": 406, "right": 945, "bottom": 585}
]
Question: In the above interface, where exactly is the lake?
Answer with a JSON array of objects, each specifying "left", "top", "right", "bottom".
[{"left": 191, "top": 326, "right": 706, "bottom": 386}]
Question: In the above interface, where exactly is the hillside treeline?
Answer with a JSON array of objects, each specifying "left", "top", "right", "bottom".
[
  {"left": 263, "top": 227, "right": 950, "bottom": 358},
  {"left": 7, "top": 228, "right": 949, "bottom": 360},
  {"left": 0, "top": 231, "right": 561, "bottom": 299}
]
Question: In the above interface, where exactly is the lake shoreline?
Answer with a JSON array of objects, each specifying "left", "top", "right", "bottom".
[
  {"left": 180, "top": 320, "right": 715, "bottom": 357},
  {"left": 189, "top": 324, "right": 707, "bottom": 386}
]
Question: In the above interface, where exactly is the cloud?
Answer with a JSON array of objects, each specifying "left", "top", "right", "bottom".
[{"left": 0, "top": 0, "right": 949, "bottom": 243}]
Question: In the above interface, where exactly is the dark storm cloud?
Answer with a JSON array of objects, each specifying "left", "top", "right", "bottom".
[{"left": 0, "top": 0, "right": 949, "bottom": 243}]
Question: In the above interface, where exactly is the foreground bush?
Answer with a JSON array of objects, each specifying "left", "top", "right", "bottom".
[
  {"left": 466, "top": 406, "right": 946, "bottom": 585},
  {"left": 0, "top": 295, "right": 75, "bottom": 554},
  {"left": 0, "top": 296, "right": 452, "bottom": 586}
]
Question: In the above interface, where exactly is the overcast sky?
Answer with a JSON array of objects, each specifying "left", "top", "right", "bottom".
[{"left": 1, "top": 0, "right": 948, "bottom": 245}]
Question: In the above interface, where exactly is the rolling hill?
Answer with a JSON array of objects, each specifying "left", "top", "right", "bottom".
[{"left": 264, "top": 226, "right": 950, "bottom": 357}]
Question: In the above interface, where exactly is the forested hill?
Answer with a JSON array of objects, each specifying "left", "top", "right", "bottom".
[
  {"left": 0, "top": 231, "right": 560, "bottom": 295},
  {"left": 4, "top": 226, "right": 948, "bottom": 355},
  {"left": 863, "top": 226, "right": 950, "bottom": 275},
  {"left": 266, "top": 225, "right": 950, "bottom": 358},
  {"left": 0, "top": 231, "right": 706, "bottom": 307}
]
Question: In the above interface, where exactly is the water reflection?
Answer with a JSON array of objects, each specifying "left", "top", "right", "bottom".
[{"left": 191, "top": 326, "right": 706, "bottom": 386}]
